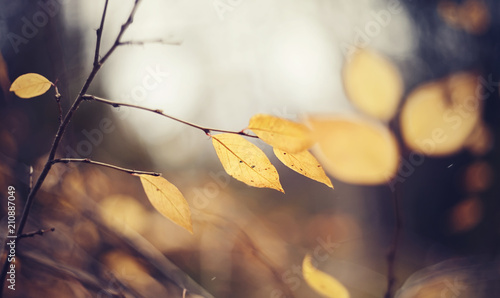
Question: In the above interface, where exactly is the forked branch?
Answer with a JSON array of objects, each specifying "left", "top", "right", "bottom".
[{"left": 0, "top": 0, "right": 144, "bottom": 294}]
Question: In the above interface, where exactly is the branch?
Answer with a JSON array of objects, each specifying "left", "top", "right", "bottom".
[
  {"left": 118, "top": 38, "right": 182, "bottom": 46},
  {"left": 99, "top": 0, "right": 143, "bottom": 65},
  {"left": 82, "top": 94, "right": 258, "bottom": 138},
  {"left": 51, "top": 158, "right": 161, "bottom": 176},
  {"left": 18, "top": 228, "right": 55, "bottom": 239},
  {"left": 28, "top": 165, "right": 33, "bottom": 193},
  {"left": 0, "top": 1, "right": 144, "bottom": 294},
  {"left": 94, "top": 0, "right": 109, "bottom": 67},
  {"left": 384, "top": 184, "right": 402, "bottom": 298},
  {"left": 54, "top": 84, "right": 62, "bottom": 125}
]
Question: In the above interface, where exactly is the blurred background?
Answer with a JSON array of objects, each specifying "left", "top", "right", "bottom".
[{"left": 1, "top": 0, "right": 500, "bottom": 297}]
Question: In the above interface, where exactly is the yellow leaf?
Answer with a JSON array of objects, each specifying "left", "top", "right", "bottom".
[
  {"left": 273, "top": 148, "right": 333, "bottom": 188},
  {"left": 308, "top": 116, "right": 399, "bottom": 185},
  {"left": 302, "top": 254, "right": 350, "bottom": 298},
  {"left": 9, "top": 73, "right": 52, "bottom": 98},
  {"left": 212, "top": 133, "right": 284, "bottom": 192},
  {"left": 343, "top": 49, "right": 403, "bottom": 121},
  {"left": 135, "top": 174, "right": 193, "bottom": 234},
  {"left": 248, "top": 114, "right": 313, "bottom": 153},
  {"left": 400, "top": 72, "right": 481, "bottom": 156}
]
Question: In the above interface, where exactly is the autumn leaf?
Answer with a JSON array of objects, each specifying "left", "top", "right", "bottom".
[
  {"left": 343, "top": 49, "right": 403, "bottom": 121},
  {"left": 400, "top": 72, "right": 481, "bottom": 156},
  {"left": 302, "top": 254, "right": 350, "bottom": 298},
  {"left": 248, "top": 114, "right": 313, "bottom": 153},
  {"left": 10, "top": 73, "right": 53, "bottom": 98},
  {"left": 212, "top": 133, "right": 284, "bottom": 193},
  {"left": 308, "top": 116, "right": 399, "bottom": 185},
  {"left": 273, "top": 148, "right": 333, "bottom": 188},
  {"left": 135, "top": 174, "right": 193, "bottom": 234}
]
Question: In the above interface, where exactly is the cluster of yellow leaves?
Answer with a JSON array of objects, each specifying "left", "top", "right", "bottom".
[
  {"left": 9, "top": 73, "right": 335, "bottom": 235},
  {"left": 315, "top": 48, "right": 488, "bottom": 185},
  {"left": 306, "top": 49, "right": 403, "bottom": 185},
  {"left": 211, "top": 114, "right": 333, "bottom": 193}
]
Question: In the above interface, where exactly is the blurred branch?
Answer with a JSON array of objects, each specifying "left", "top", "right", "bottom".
[
  {"left": 118, "top": 38, "right": 182, "bottom": 46},
  {"left": 385, "top": 184, "right": 402, "bottom": 298},
  {"left": 51, "top": 158, "right": 161, "bottom": 176},
  {"left": 18, "top": 228, "right": 56, "bottom": 239},
  {"left": 0, "top": 1, "right": 144, "bottom": 295},
  {"left": 79, "top": 196, "right": 216, "bottom": 298},
  {"left": 21, "top": 251, "right": 141, "bottom": 298},
  {"left": 199, "top": 211, "right": 295, "bottom": 297},
  {"left": 82, "top": 94, "right": 259, "bottom": 138}
]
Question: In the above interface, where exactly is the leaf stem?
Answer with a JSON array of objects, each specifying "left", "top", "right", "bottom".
[
  {"left": 51, "top": 158, "right": 161, "bottom": 176},
  {"left": 83, "top": 94, "right": 259, "bottom": 138}
]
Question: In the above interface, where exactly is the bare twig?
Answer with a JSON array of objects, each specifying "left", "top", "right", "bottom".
[
  {"left": 18, "top": 228, "right": 55, "bottom": 239},
  {"left": 51, "top": 158, "right": 161, "bottom": 176},
  {"left": 0, "top": 1, "right": 144, "bottom": 294},
  {"left": 82, "top": 94, "right": 259, "bottom": 138},
  {"left": 118, "top": 38, "right": 182, "bottom": 46},
  {"left": 54, "top": 84, "right": 62, "bottom": 125},
  {"left": 94, "top": 0, "right": 109, "bottom": 67},
  {"left": 28, "top": 166, "right": 33, "bottom": 193},
  {"left": 98, "top": 0, "right": 142, "bottom": 65},
  {"left": 384, "top": 184, "right": 402, "bottom": 298}
]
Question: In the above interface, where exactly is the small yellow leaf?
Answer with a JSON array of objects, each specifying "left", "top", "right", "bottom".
[
  {"left": 212, "top": 133, "right": 284, "bottom": 192},
  {"left": 302, "top": 254, "right": 350, "bottom": 298},
  {"left": 273, "top": 148, "right": 333, "bottom": 188},
  {"left": 136, "top": 174, "right": 193, "bottom": 234},
  {"left": 343, "top": 49, "right": 403, "bottom": 121},
  {"left": 248, "top": 114, "right": 313, "bottom": 153},
  {"left": 308, "top": 116, "right": 399, "bottom": 185},
  {"left": 9, "top": 73, "right": 52, "bottom": 98}
]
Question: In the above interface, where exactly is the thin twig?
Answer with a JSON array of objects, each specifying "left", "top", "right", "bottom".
[
  {"left": 54, "top": 84, "right": 62, "bottom": 125},
  {"left": 384, "top": 184, "right": 402, "bottom": 298},
  {"left": 98, "top": 0, "right": 142, "bottom": 65},
  {"left": 94, "top": 0, "right": 109, "bottom": 67},
  {"left": 82, "top": 94, "right": 258, "bottom": 138},
  {"left": 18, "top": 228, "right": 56, "bottom": 239},
  {"left": 51, "top": 158, "right": 161, "bottom": 176},
  {"left": 0, "top": 1, "right": 143, "bottom": 294},
  {"left": 28, "top": 166, "right": 33, "bottom": 193},
  {"left": 118, "top": 38, "right": 182, "bottom": 46}
]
